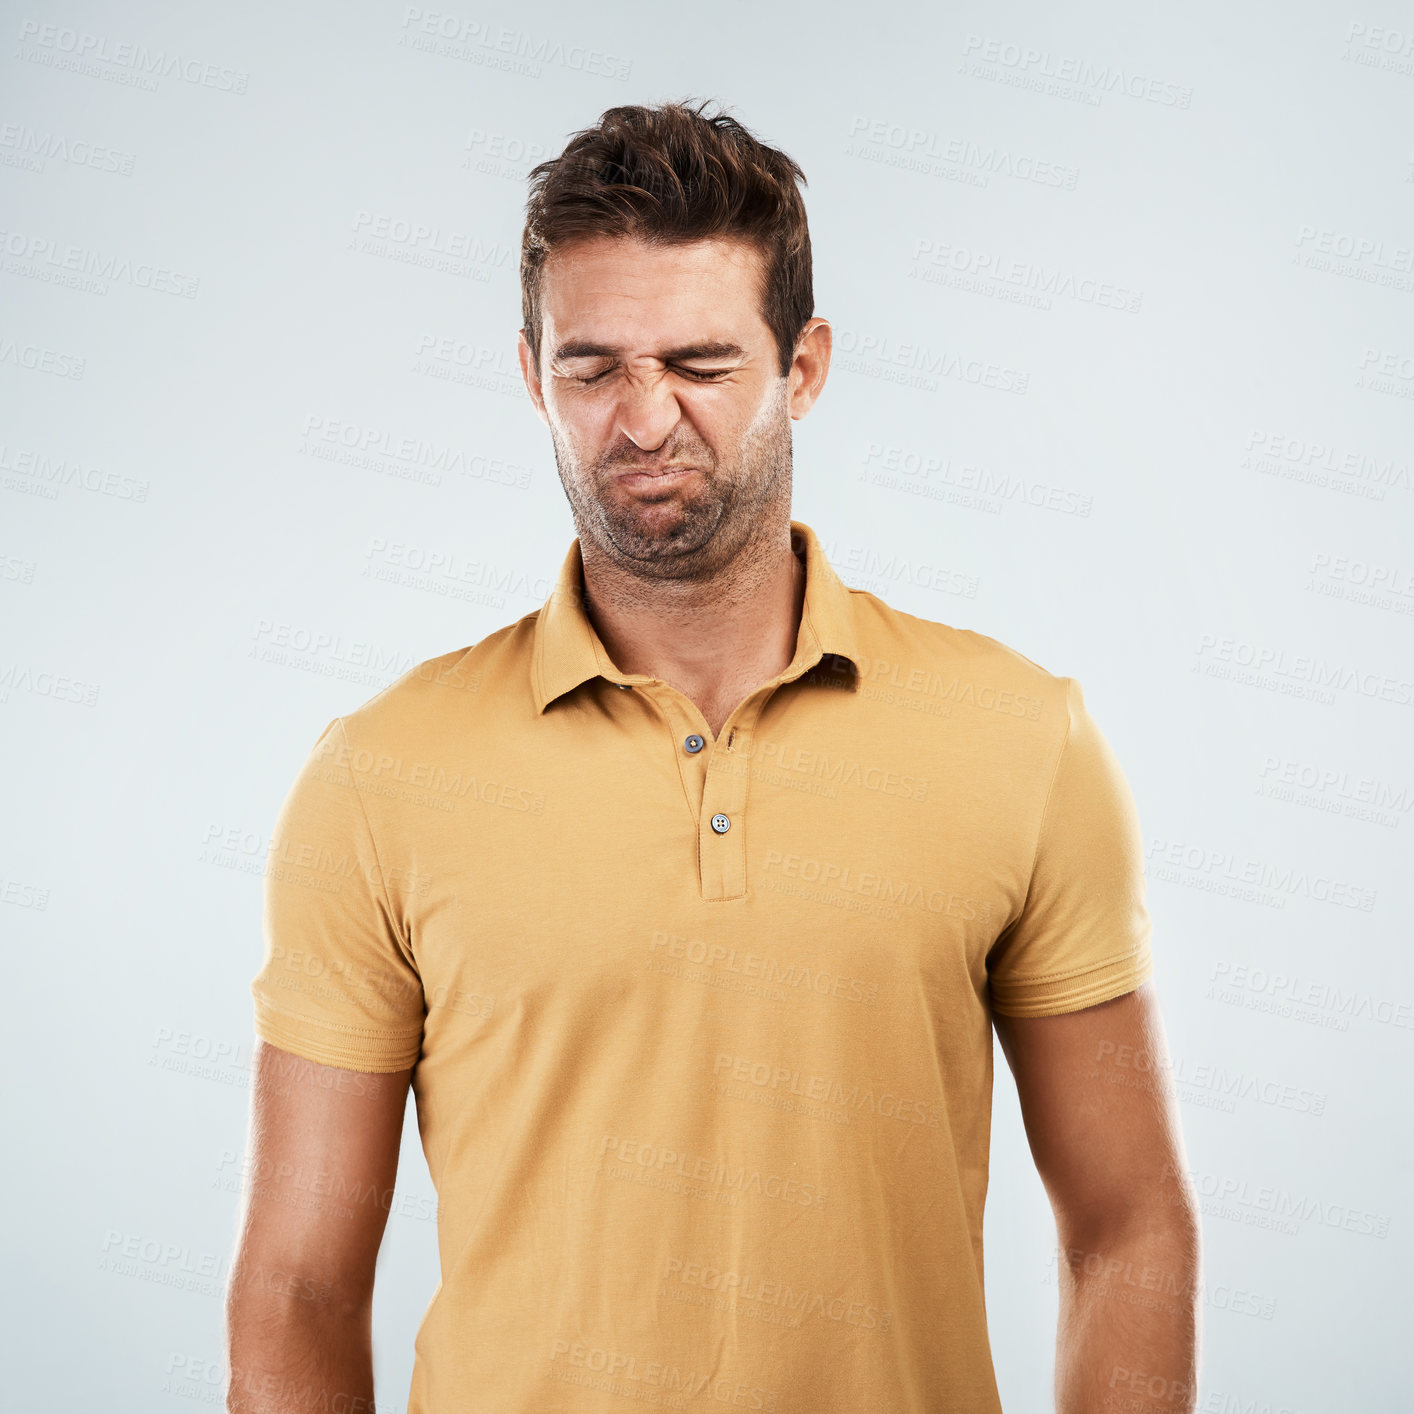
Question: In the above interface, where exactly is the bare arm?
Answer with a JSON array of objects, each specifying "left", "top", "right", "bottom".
[
  {"left": 224, "top": 1039, "right": 412, "bottom": 1413},
  {"left": 993, "top": 983, "right": 1202, "bottom": 1414}
]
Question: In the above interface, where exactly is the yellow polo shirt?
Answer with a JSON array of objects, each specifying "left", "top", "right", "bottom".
[{"left": 250, "top": 518, "right": 1154, "bottom": 1413}]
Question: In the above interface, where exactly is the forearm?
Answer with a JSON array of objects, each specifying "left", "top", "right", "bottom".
[
  {"left": 226, "top": 1281, "right": 376, "bottom": 1413},
  {"left": 1053, "top": 1211, "right": 1201, "bottom": 1414}
]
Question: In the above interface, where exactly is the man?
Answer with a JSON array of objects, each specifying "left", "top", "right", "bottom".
[{"left": 227, "top": 99, "right": 1200, "bottom": 1413}]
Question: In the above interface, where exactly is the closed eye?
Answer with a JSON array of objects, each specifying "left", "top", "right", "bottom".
[{"left": 573, "top": 365, "right": 731, "bottom": 385}]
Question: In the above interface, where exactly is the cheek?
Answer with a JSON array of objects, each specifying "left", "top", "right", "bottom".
[
  {"left": 687, "top": 388, "right": 759, "bottom": 437},
  {"left": 737, "top": 388, "right": 788, "bottom": 442},
  {"left": 547, "top": 394, "right": 605, "bottom": 445}
]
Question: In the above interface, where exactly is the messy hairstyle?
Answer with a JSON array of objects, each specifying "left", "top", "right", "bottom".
[{"left": 520, "top": 97, "right": 813, "bottom": 379}]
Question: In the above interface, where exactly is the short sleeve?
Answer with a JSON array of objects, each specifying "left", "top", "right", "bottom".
[
  {"left": 250, "top": 717, "right": 426, "bottom": 1071},
  {"left": 987, "top": 678, "right": 1155, "bottom": 1018}
]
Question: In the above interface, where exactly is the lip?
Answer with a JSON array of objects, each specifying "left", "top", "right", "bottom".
[{"left": 615, "top": 466, "right": 698, "bottom": 489}]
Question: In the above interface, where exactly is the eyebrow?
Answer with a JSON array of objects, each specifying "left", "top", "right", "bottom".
[{"left": 551, "top": 340, "right": 747, "bottom": 363}]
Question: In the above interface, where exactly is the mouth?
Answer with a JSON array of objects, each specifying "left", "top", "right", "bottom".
[{"left": 615, "top": 466, "right": 698, "bottom": 491}]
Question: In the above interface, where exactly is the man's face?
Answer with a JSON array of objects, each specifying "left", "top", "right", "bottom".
[{"left": 518, "top": 234, "right": 827, "bottom": 580}]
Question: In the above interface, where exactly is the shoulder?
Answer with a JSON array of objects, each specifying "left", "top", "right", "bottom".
[
  {"left": 845, "top": 588, "right": 1074, "bottom": 729},
  {"left": 333, "top": 610, "right": 541, "bottom": 748}
]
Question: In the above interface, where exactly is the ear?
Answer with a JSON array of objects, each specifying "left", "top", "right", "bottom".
[
  {"left": 518, "top": 328, "right": 549, "bottom": 426},
  {"left": 787, "top": 318, "right": 832, "bottom": 420}
]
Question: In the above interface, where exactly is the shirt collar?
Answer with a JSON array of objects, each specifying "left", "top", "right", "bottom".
[{"left": 532, "top": 519, "right": 862, "bottom": 714}]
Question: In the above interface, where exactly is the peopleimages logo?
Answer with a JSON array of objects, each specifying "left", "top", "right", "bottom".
[
  {"left": 663, "top": 1255, "right": 893, "bottom": 1332},
  {"left": 647, "top": 929, "right": 881, "bottom": 1007},
  {"left": 1146, "top": 838, "right": 1377, "bottom": 912},
  {"left": 853, "top": 653, "right": 1045, "bottom": 717},
  {"left": 1162, "top": 1164, "right": 1390, "bottom": 1239},
  {"left": 762, "top": 849, "right": 991, "bottom": 921},
  {"left": 597, "top": 1136, "right": 828, "bottom": 1210},
  {"left": 15, "top": 19, "right": 250, "bottom": 92},
  {"left": 0, "top": 226, "right": 200, "bottom": 297},
  {"left": 1242, "top": 428, "right": 1409, "bottom": 493},
  {"left": 959, "top": 34, "right": 1194, "bottom": 107},
  {"left": 844, "top": 115, "right": 1079, "bottom": 189},
  {"left": 546, "top": 1335, "right": 776, "bottom": 1410},
  {"left": 1192, "top": 633, "right": 1414, "bottom": 708},
  {"left": 1206, "top": 961, "right": 1414, "bottom": 1032},
  {"left": 710, "top": 1051, "right": 943, "bottom": 1128}
]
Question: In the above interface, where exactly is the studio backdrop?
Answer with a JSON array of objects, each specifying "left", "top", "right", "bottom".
[{"left": 3, "top": 2, "right": 1411, "bottom": 1410}]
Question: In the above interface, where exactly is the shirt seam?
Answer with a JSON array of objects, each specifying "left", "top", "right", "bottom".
[
  {"left": 1000, "top": 676, "right": 1074, "bottom": 942},
  {"left": 530, "top": 606, "right": 547, "bottom": 710},
  {"left": 991, "top": 953, "right": 1154, "bottom": 1016},
  {"left": 253, "top": 995, "right": 424, "bottom": 1042},
  {"left": 334, "top": 715, "right": 416, "bottom": 963},
  {"left": 990, "top": 944, "right": 1149, "bottom": 989}
]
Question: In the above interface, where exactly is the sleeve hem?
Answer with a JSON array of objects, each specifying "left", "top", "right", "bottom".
[
  {"left": 990, "top": 948, "right": 1154, "bottom": 1019},
  {"left": 253, "top": 998, "right": 422, "bottom": 1073}
]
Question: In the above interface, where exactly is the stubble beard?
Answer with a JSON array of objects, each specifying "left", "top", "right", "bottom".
[{"left": 550, "top": 383, "right": 793, "bottom": 584}]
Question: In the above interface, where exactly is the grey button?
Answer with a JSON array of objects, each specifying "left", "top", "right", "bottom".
[
  {"left": 684, "top": 734, "right": 704, "bottom": 754},
  {"left": 710, "top": 813, "right": 731, "bottom": 834}
]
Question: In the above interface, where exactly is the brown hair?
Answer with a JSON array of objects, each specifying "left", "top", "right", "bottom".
[{"left": 520, "top": 98, "right": 813, "bottom": 380}]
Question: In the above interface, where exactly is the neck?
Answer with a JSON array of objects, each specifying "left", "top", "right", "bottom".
[{"left": 578, "top": 519, "right": 806, "bottom": 737}]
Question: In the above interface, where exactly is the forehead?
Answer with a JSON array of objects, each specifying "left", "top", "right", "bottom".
[{"left": 539, "top": 234, "right": 770, "bottom": 352}]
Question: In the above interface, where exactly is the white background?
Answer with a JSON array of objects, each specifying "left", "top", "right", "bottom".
[{"left": 3, "top": 2, "right": 1412, "bottom": 1409}]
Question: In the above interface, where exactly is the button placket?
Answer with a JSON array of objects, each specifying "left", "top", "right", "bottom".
[
  {"left": 637, "top": 686, "right": 714, "bottom": 824},
  {"left": 698, "top": 693, "right": 769, "bottom": 901}
]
